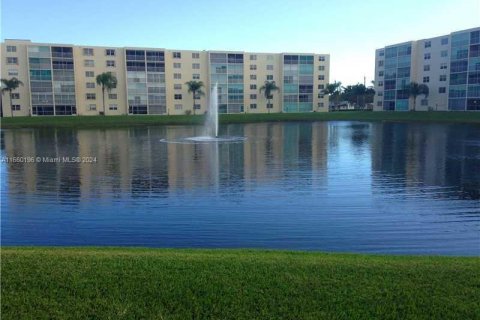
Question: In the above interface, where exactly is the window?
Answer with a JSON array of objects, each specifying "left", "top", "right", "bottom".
[
  {"left": 174, "top": 94, "right": 182, "bottom": 100},
  {"left": 88, "top": 104, "right": 96, "bottom": 111},
  {"left": 7, "top": 45, "right": 16, "bottom": 52},
  {"left": 424, "top": 65, "right": 430, "bottom": 71},
  {"left": 85, "top": 71, "right": 94, "bottom": 77},
  {"left": 318, "top": 66, "right": 325, "bottom": 71},
  {"left": 174, "top": 63, "right": 181, "bottom": 69},
  {"left": 424, "top": 41, "right": 431, "bottom": 48},
  {"left": 439, "top": 87, "right": 446, "bottom": 93},
  {"left": 250, "top": 94, "right": 257, "bottom": 99},
  {"left": 192, "top": 63, "right": 200, "bottom": 69},
  {"left": 440, "top": 75, "right": 447, "bottom": 81},
  {"left": 318, "top": 93, "right": 324, "bottom": 98},
  {"left": 250, "top": 65, "right": 257, "bottom": 70},
  {"left": 267, "top": 65, "right": 273, "bottom": 70},
  {"left": 108, "top": 93, "right": 117, "bottom": 99},
  {"left": 192, "top": 52, "right": 200, "bottom": 59},
  {"left": 250, "top": 54, "right": 257, "bottom": 60},
  {"left": 11, "top": 105, "right": 21, "bottom": 111},
  {"left": 7, "top": 57, "right": 18, "bottom": 64},
  {"left": 266, "top": 75, "right": 273, "bottom": 80},
  {"left": 250, "top": 84, "right": 257, "bottom": 90},
  {"left": 174, "top": 73, "right": 181, "bottom": 79},
  {"left": 424, "top": 53, "right": 431, "bottom": 60},
  {"left": 8, "top": 69, "right": 18, "bottom": 76},
  {"left": 377, "top": 101, "right": 383, "bottom": 107},
  {"left": 11, "top": 93, "right": 20, "bottom": 99},
  {"left": 319, "top": 56, "right": 325, "bottom": 61},
  {"left": 106, "top": 60, "right": 115, "bottom": 67},
  {"left": 109, "top": 104, "right": 118, "bottom": 110},
  {"left": 83, "top": 48, "right": 94, "bottom": 56},
  {"left": 175, "top": 104, "right": 183, "bottom": 110},
  {"left": 318, "top": 102, "right": 324, "bottom": 108},
  {"left": 441, "top": 38, "right": 449, "bottom": 45},
  {"left": 421, "top": 99, "right": 428, "bottom": 106},
  {"left": 423, "top": 76, "right": 429, "bottom": 83},
  {"left": 106, "top": 49, "right": 116, "bottom": 56},
  {"left": 86, "top": 93, "right": 96, "bottom": 100},
  {"left": 250, "top": 75, "right": 256, "bottom": 80},
  {"left": 84, "top": 60, "right": 94, "bottom": 67},
  {"left": 378, "top": 60, "right": 384, "bottom": 67},
  {"left": 194, "top": 104, "right": 201, "bottom": 110},
  {"left": 193, "top": 74, "right": 200, "bottom": 80},
  {"left": 377, "top": 92, "right": 383, "bottom": 96},
  {"left": 174, "top": 84, "right": 182, "bottom": 90},
  {"left": 440, "top": 63, "right": 448, "bottom": 70},
  {"left": 318, "top": 75, "right": 325, "bottom": 80},
  {"left": 250, "top": 103, "right": 257, "bottom": 109},
  {"left": 378, "top": 71, "right": 384, "bottom": 76},
  {"left": 86, "top": 82, "right": 95, "bottom": 89},
  {"left": 318, "top": 84, "right": 324, "bottom": 89},
  {"left": 267, "top": 103, "right": 273, "bottom": 109},
  {"left": 378, "top": 81, "right": 383, "bottom": 87},
  {"left": 441, "top": 50, "right": 448, "bottom": 58},
  {"left": 173, "top": 52, "right": 181, "bottom": 58},
  {"left": 379, "top": 50, "right": 385, "bottom": 57}
]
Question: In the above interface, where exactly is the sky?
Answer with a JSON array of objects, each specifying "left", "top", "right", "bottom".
[{"left": 1, "top": 0, "right": 479, "bottom": 86}]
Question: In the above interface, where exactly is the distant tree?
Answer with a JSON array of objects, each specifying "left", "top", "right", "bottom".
[
  {"left": 322, "top": 81, "right": 342, "bottom": 111},
  {"left": 405, "top": 82, "right": 429, "bottom": 111},
  {"left": 96, "top": 72, "right": 117, "bottom": 115},
  {"left": 1, "top": 77, "right": 24, "bottom": 117},
  {"left": 259, "top": 80, "right": 280, "bottom": 113},
  {"left": 185, "top": 80, "right": 204, "bottom": 115}
]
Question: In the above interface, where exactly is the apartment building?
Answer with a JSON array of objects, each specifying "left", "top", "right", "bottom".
[
  {"left": 1, "top": 40, "right": 330, "bottom": 117},
  {"left": 373, "top": 27, "right": 480, "bottom": 111}
]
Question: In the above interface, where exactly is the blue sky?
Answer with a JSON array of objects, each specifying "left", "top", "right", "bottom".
[{"left": 1, "top": 0, "right": 479, "bottom": 85}]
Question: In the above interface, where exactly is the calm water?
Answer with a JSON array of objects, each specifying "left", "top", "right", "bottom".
[{"left": 1, "top": 122, "right": 479, "bottom": 255}]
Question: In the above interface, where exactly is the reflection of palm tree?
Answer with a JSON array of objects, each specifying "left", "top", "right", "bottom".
[
  {"left": 405, "top": 82, "right": 429, "bottom": 111},
  {"left": 259, "top": 80, "right": 279, "bottom": 113},
  {"left": 322, "top": 81, "right": 342, "bottom": 111},
  {"left": 185, "top": 80, "right": 204, "bottom": 115},
  {"left": 96, "top": 72, "right": 117, "bottom": 115},
  {"left": 1, "top": 77, "right": 24, "bottom": 117}
]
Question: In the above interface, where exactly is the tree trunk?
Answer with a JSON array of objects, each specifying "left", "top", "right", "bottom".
[
  {"left": 193, "top": 92, "right": 196, "bottom": 115},
  {"left": 9, "top": 91, "right": 13, "bottom": 117},
  {"left": 412, "top": 95, "right": 416, "bottom": 111},
  {"left": 267, "top": 98, "right": 270, "bottom": 114},
  {"left": 102, "top": 87, "right": 106, "bottom": 115}
]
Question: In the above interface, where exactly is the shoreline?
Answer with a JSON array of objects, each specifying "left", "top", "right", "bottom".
[{"left": 2, "top": 111, "right": 480, "bottom": 129}]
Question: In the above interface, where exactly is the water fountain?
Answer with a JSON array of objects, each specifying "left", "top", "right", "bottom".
[{"left": 162, "top": 83, "right": 246, "bottom": 144}]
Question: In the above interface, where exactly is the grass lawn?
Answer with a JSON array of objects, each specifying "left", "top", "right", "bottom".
[
  {"left": 1, "top": 247, "right": 479, "bottom": 319},
  {"left": 1, "top": 111, "right": 480, "bottom": 129}
]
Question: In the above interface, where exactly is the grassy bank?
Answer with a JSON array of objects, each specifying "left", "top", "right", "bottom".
[
  {"left": 2, "top": 247, "right": 479, "bottom": 319},
  {"left": 1, "top": 111, "right": 480, "bottom": 129}
]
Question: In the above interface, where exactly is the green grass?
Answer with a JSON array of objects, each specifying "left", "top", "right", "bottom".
[
  {"left": 2, "top": 247, "right": 479, "bottom": 319},
  {"left": 2, "top": 111, "right": 480, "bottom": 129}
]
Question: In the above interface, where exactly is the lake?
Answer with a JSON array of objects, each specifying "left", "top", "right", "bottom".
[{"left": 1, "top": 121, "right": 479, "bottom": 255}]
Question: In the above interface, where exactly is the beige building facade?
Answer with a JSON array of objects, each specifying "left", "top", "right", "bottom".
[
  {"left": 373, "top": 27, "right": 480, "bottom": 111},
  {"left": 1, "top": 40, "right": 330, "bottom": 117}
]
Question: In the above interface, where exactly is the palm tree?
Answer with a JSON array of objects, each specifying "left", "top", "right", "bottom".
[
  {"left": 96, "top": 72, "right": 117, "bottom": 115},
  {"left": 259, "top": 80, "right": 279, "bottom": 113},
  {"left": 185, "top": 80, "right": 204, "bottom": 115},
  {"left": 1, "top": 77, "right": 24, "bottom": 117},
  {"left": 322, "top": 81, "right": 342, "bottom": 111},
  {"left": 405, "top": 82, "right": 429, "bottom": 111}
]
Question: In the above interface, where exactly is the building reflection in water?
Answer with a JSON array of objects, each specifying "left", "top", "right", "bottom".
[
  {"left": 1, "top": 122, "right": 479, "bottom": 202},
  {"left": 371, "top": 123, "right": 480, "bottom": 200}
]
